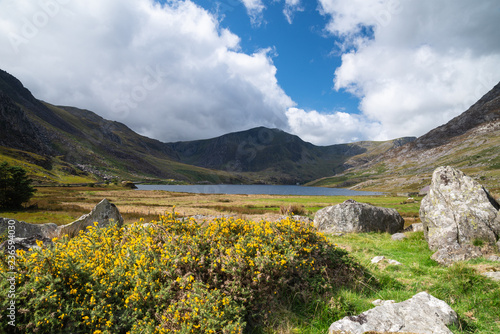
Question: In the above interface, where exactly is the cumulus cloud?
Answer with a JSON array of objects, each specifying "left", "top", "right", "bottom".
[
  {"left": 318, "top": 0, "right": 500, "bottom": 139},
  {"left": 0, "top": 0, "right": 294, "bottom": 142},
  {"left": 286, "top": 108, "right": 383, "bottom": 145}
]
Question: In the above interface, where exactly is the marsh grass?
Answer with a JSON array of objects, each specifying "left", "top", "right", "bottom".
[{"left": 3, "top": 187, "right": 421, "bottom": 227}]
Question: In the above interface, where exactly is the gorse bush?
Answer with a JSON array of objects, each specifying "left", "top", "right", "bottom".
[{"left": 0, "top": 212, "right": 362, "bottom": 333}]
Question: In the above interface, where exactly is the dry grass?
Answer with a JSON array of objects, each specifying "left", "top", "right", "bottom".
[{"left": 1, "top": 186, "right": 420, "bottom": 226}]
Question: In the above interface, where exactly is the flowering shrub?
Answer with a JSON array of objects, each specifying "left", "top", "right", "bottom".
[{"left": 0, "top": 212, "right": 360, "bottom": 333}]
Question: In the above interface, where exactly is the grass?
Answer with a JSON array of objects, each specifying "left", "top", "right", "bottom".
[
  {"left": 1, "top": 187, "right": 422, "bottom": 227},
  {"left": 2, "top": 187, "right": 498, "bottom": 333}
]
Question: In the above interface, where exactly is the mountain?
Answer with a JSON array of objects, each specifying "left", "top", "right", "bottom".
[
  {"left": 0, "top": 69, "right": 241, "bottom": 184},
  {"left": 0, "top": 68, "right": 420, "bottom": 186},
  {"left": 167, "top": 127, "right": 415, "bottom": 184},
  {"left": 308, "top": 82, "right": 500, "bottom": 192}
]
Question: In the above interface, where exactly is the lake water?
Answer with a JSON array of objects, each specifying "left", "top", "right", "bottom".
[{"left": 136, "top": 184, "right": 381, "bottom": 196}]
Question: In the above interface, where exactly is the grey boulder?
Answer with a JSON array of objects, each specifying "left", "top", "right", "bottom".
[
  {"left": 0, "top": 199, "right": 123, "bottom": 244},
  {"left": 314, "top": 199, "right": 404, "bottom": 234},
  {"left": 58, "top": 198, "right": 123, "bottom": 238},
  {"left": 329, "top": 291, "right": 458, "bottom": 334},
  {"left": 0, "top": 218, "right": 58, "bottom": 239},
  {"left": 420, "top": 166, "right": 500, "bottom": 264}
]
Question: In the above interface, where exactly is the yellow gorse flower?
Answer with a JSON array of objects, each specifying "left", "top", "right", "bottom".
[{"left": 0, "top": 211, "right": 350, "bottom": 334}]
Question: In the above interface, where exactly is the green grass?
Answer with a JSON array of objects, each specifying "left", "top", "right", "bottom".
[{"left": 280, "top": 231, "right": 500, "bottom": 334}]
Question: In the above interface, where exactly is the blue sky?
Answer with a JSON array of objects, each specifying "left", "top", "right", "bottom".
[
  {"left": 1, "top": 0, "right": 500, "bottom": 145},
  {"left": 193, "top": 0, "right": 359, "bottom": 114}
]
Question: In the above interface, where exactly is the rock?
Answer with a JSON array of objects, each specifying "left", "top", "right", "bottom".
[
  {"left": 391, "top": 233, "right": 407, "bottom": 241},
  {"left": 0, "top": 218, "right": 58, "bottom": 239},
  {"left": 485, "top": 255, "right": 500, "bottom": 262},
  {"left": 314, "top": 199, "right": 404, "bottom": 234},
  {"left": 121, "top": 181, "right": 137, "bottom": 189},
  {"left": 1, "top": 199, "right": 123, "bottom": 246},
  {"left": 420, "top": 166, "right": 500, "bottom": 264},
  {"left": 430, "top": 244, "right": 483, "bottom": 266},
  {"left": 0, "top": 234, "right": 53, "bottom": 253},
  {"left": 387, "top": 259, "right": 403, "bottom": 266},
  {"left": 328, "top": 291, "right": 458, "bottom": 334},
  {"left": 411, "top": 223, "right": 424, "bottom": 232},
  {"left": 371, "top": 256, "right": 385, "bottom": 264},
  {"left": 481, "top": 272, "right": 500, "bottom": 281},
  {"left": 372, "top": 299, "right": 395, "bottom": 306},
  {"left": 58, "top": 199, "right": 123, "bottom": 238},
  {"left": 371, "top": 256, "right": 403, "bottom": 266}
]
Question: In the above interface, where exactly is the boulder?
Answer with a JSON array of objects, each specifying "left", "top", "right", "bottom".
[
  {"left": 0, "top": 199, "right": 123, "bottom": 245},
  {"left": 0, "top": 218, "right": 58, "bottom": 239},
  {"left": 58, "top": 199, "right": 123, "bottom": 238},
  {"left": 314, "top": 199, "right": 404, "bottom": 234},
  {"left": 0, "top": 234, "right": 53, "bottom": 253},
  {"left": 328, "top": 291, "right": 458, "bottom": 334},
  {"left": 411, "top": 223, "right": 424, "bottom": 232},
  {"left": 419, "top": 166, "right": 500, "bottom": 264},
  {"left": 431, "top": 244, "right": 483, "bottom": 266}
]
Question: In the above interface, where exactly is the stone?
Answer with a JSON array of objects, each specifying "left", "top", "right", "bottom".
[
  {"left": 0, "top": 234, "right": 53, "bottom": 253},
  {"left": 420, "top": 166, "right": 500, "bottom": 264},
  {"left": 391, "top": 233, "right": 407, "bottom": 241},
  {"left": 372, "top": 299, "right": 395, "bottom": 306},
  {"left": 430, "top": 244, "right": 483, "bottom": 266},
  {"left": 314, "top": 199, "right": 404, "bottom": 234},
  {"left": 328, "top": 291, "right": 458, "bottom": 334},
  {"left": 371, "top": 256, "right": 385, "bottom": 264},
  {"left": 387, "top": 259, "right": 403, "bottom": 266},
  {"left": 482, "top": 272, "right": 500, "bottom": 281},
  {"left": 58, "top": 199, "right": 123, "bottom": 238},
  {"left": 412, "top": 223, "right": 424, "bottom": 232},
  {"left": 0, "top": 218, "right": 58, "bottom": 239},
  {"left": 485, "top": 255, "right": 500, "bottom": 262}
]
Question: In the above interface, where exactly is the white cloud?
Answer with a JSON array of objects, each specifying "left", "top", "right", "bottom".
[
  {"left": 319, "top": 0, "right": 500, "bottom": 139},
  {"left": 239, "top": 0, "right": 266, "bottom": 26},
  {"left": 283, "top": 0, "right": 303, "bottom": 24},
  {"left": 286, "top": 107, "right": 383, "bottom": 145},
  {"left": 0, "top": 0, "right": 294, "bottom": 142},
  {"left": 238, "top": 0, "right": 303, "bottom": 25}
]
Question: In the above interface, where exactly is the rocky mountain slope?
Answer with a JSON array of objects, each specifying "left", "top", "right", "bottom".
[
  {"left": 167, "top": 127, "right": 415, "bottom": 184},
  {"left": 0, "top": 69, "right": 419, "bottom": 185},
  {"left": 309, "top": 81, "right": 500, "bottom": 192}
]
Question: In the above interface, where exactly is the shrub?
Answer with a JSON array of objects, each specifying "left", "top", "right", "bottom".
[
  {"left": 0, "top": 212, "right": 361, "bottom": 333},
  {"left": 279, "top": 204, "right": 307, "bottom": 216}
]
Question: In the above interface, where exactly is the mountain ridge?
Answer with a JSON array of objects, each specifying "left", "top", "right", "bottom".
[
  {"left": 2, "top": 68, "right": 498, "bottom": 190},
  {"left": 308, "top": 81, "right": 500, "bottom": 192}
]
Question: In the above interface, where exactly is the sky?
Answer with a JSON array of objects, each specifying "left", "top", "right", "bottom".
[{"left": 1, "top": 0, "right": 500, "bottom": 145}]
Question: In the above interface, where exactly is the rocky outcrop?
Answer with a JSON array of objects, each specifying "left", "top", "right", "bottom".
[
  {"left": 58, "top": 199, "right": 123, "bottom": 238},
  {"left": 328, "top": 292, "right": 458, "bottom": 334},
  {"left": 419, "top": 166, "right": 500, "bottom": 265},
  {"left": 314, "top": 199, "right": 404, "bottom": 234},
  {"left": 0, "top": 235, "right": 53, "bottom": 253},
  {"left": 0, "top": 199, "right": 123, "bottom": 250},
  {"left": 0, "top": 218, "right": 58, "bottom": 239}
]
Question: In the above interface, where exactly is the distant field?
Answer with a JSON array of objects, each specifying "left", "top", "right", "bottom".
[{"left": 1, "top": 186, "right": 421, "bottom": 226}]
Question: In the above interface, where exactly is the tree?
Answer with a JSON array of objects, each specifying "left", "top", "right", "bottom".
[{"left": 0, "top": 162, "right": 36, "bottom": 210}]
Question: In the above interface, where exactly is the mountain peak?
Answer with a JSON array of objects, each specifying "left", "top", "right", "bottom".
[{"left": 412, "top": 81, "right": 500, "bottom": 150}]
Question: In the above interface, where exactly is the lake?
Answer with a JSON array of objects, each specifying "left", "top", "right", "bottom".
[{"left": 136, "top": 184, "right": 381, "bottom": 196}]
